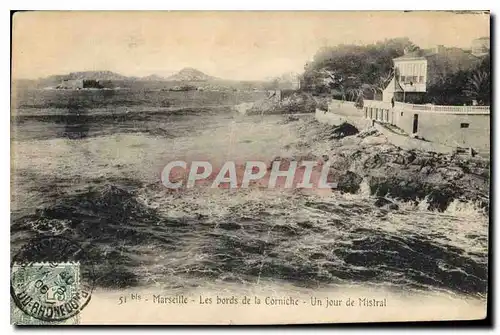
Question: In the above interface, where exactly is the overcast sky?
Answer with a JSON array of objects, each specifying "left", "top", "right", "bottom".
[{"left": 12, "top": 11, "right": 490, "bottom": 80}]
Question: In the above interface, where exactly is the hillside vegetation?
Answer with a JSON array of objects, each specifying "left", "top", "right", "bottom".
[{"left": 300, "top": 37, "right": 490, "bottom": 106}]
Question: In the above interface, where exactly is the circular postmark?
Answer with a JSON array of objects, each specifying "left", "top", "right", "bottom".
[{"left": 10, "top": 236, "right": 95, "bottom": 322}]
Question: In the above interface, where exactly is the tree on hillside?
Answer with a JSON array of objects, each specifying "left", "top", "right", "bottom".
[
  {"left": 463, "top": 54, "right": 490, "bottom": 105},
  {"left": 424, "top": 70, "right": 468, "bottom": 105},
  {"left": 346, "top": 86, "right": 363, "bottom": 102},
  {"left": 301, "top": 37, "right": 418, "bottom": 99},
  {"left": 463, "top": 70, "right": 490, "bottom": 105},
  {"left": 425, "top": 53, "right": 490, "bottom": 105}
]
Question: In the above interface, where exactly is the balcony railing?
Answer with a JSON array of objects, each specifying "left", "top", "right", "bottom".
[
  {"left": 363, "top": 100, "right": 490, "bottom": 115},
  {"left": 328, "top": 99, "right": 490, "bottom": 115}
]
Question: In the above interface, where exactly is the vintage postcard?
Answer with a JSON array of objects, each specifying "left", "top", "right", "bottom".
[{"left": 10, "top": 10, "right": 490, "bottom": 325}]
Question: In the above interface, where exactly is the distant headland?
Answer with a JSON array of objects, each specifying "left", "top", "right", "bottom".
[{"left": 13, "top": 68, "right": 301, "bottom": 92}]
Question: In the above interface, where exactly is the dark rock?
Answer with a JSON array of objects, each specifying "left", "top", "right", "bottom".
[
  {"left": 413, "top": 156, "right": 434, "bottom": 167},
  {"left": 374, "top": 197, "right": 400, "bottom": 211},
  {"left": 392, "top": 154, "right": 407, "bottom": 165},
  {"left": 427, "top": 189, "right": 457, "bottom": 212},
  {"left": 295, "top": 119, "right": 489, "bottom": 212},
  {"left": 388, "top": 203, "right": 400, "bottom": 210},
  {"left": 351, "top": 150, "right": 363, "bottom": 159},
  {"left": 420, "top": 166, "right": 433, "bottom": 175},
  {"left": 363, "top": 153, "right": 385, "bottom": 169},
  {"left": 370, "top": 177, "right": 428, "bottom": 202},
  {"left": 357, "top": 128, "right": 379, "bottom": 138},
  {"left": 309, "top": 252, "right": 325, "bottom": 260},
  {"left": 297, "top": 221, "right": 314, "bottom": 229},
  {"left": 330, "top": 123, "right": 359, "bottom": 139},
  {"left": 369, "top": 175, "right": 462, "bottom": 212},
  {"left": 406, "top": 151, "right": 417, "bottom": 164},
  {"left": 393, "top": 151, "right": 417, "bottom": 165},
  {"left": 374, "top": 197, "right": 392, "bottom": 207},
  {"left": 336, "top": 171, "right": 363, "bottom": 194},
  {"left": 437, "top": 167, "right": 464, "bottom": 181},
  {"left": 218, "top": 222, "right": 242, "bottom": 231}
]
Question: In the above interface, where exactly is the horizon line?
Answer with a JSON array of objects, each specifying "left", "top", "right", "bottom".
[{"left": 11, "top": 69, "right": 301, "bottom": 82}]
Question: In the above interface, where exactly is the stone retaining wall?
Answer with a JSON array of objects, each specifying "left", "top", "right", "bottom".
[
  {"left": 373, "top": 123, "right": 455, "bottom": 154},
  {"left": 315, "top": 106, "right": 456, "bottom": 154}
]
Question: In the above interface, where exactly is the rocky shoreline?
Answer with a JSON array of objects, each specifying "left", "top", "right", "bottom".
[{"left": 289, "top": 117, "right": 490, "bottom": 213}]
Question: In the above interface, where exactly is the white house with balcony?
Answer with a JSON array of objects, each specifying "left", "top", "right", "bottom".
[
  {"left": 383, "top": 52, "right": 428, "bottom": 103},
  {"left": 382, "top": 43, "right": 482, "bottom": 104}
]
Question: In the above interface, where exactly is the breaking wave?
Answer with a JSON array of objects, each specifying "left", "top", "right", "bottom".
[
  {"left": 11, "top": 180, "right": 488, "bottom": 297},
  {"left": 11, "top": 103, "right": 489, "bottom": 301}
]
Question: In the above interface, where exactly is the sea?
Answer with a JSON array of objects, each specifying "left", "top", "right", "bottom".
[{"left": 10, "top": 88, "right": 488, "bottom": 322}]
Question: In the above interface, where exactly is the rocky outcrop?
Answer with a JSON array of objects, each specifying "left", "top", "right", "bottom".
[
  {"left": 335, "top": 171, "right": 363, "bottom": 194},
  {"left": 330, "top": 123, "right": 359, "bottom": 139},
  {"left": 361, "top": 147, "right": 489, "bottom": 210},
  {"left": 294, "top": 119, "right": 490, "bottom": 211},
  {"left": 374, "top": 197, "right": 400, "bottom": 210},
  {"left": 246, "top": 92, "right": 318, "bottom": 115}
]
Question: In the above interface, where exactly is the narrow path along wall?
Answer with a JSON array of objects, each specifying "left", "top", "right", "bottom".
[
  {"left": 372, "top": 123, "right": 454, "bottom": 154},
  {"left": 362, "top": 100, "right": 490, "bottom": 153},
  {"left": 316, "top": 99, "right": 490, "bottom": 155},
  {"left": 315, "top": 101, "right": 372, "bottom": 130}
]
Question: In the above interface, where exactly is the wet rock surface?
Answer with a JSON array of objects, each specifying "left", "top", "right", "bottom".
[
  {"left": 295, "top": 118, "right": 490, "bottom": 212},
  {"left": 336, "top": 171, "right": 363, "bottom": 194},
  {"left": 374, "top": 197, "right": 400, "bottom": 210},
  {"left": 330, "top": 122, "right": 359, "bottom": 139}
]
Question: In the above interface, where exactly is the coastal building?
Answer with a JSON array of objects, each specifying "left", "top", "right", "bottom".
[
  {"left": 322, "top": 98, "right": 490, "bottom": 154},
  {"left": 59, "top": 79, "right": 84, "bottom": 89},
  {"left": 359, "top": 99, "right": 490, "bottom": 153},
  {"left": 471, "top": 37, "right": 490, "bottom": 57},
  {"left": 382, "top": 51, "right": 427, "bottom": 103},
  {"left": 57, "top": 79, "right": 114, "bottom": 89},
  {"left": 382, "top": 41, "right": 486, "bottom": 104},
  {"left": 274, "top": 72, "right": 301, "bottom": 90},
  {"left": 290, "top": 73, "right": 301, "bottom": 90}
]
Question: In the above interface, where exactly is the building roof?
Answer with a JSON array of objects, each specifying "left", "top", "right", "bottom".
[
  {"left": 393, "top": 47, "right": 482, "bottom": 71},
  {"left": 393, "top": 51, "right": 428, "bottom": 61}
]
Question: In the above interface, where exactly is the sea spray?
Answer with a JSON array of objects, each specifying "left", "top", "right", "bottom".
[
  {"left": 444, "top": 199, "right": 487, "bottom": 218},
  {"left": 12, "top": 105, "right": 489, "bottom": 297}
]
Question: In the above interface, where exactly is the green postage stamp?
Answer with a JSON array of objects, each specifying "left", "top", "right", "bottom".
[{"left": 11, "top": 262, "right": 82, "bottom": 325}]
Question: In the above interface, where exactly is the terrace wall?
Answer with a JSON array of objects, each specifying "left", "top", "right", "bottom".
[
  {"left": 363, "top": 100, "right": 490, "bottom": 153},
  {"left": 318, "top": 99, "right": 490, "bottom": 154}
]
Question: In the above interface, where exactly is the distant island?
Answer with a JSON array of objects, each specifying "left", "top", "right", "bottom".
[
  {"left": 13, "top": 68, "right": 301, "bottom": 92},
  {"left": 165, "top": 67, "right": 217, "bottom": 82}
]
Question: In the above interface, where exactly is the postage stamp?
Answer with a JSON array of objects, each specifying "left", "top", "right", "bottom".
[
  {"left": 11, "top": 262, "right": 82, "bottom": 325},
  {"left": 10, "top": 236, "right": 95, "bottom": 325}
]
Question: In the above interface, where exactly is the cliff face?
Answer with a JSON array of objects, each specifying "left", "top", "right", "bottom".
[{"left": 292, "top": 119, "right": 490, "bottom": 212}]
